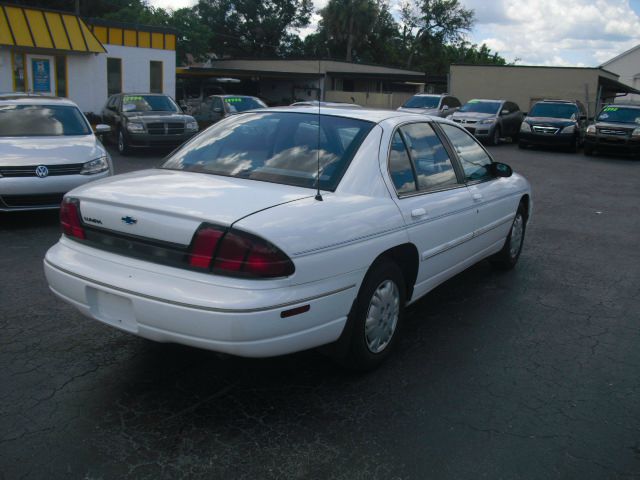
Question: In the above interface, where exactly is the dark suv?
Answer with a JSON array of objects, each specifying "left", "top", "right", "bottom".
[
  {"left": 397, "top": 94, "right": 462, "bottom": 117},
  {"left": 102, "top": 93, "right": 198, "bottom": 155},
  {"left": 584, "top": 104, "right": 640, "bottom": 156},
  {"left": 519, "top": 100, "right": 587, "bottom": 152}
]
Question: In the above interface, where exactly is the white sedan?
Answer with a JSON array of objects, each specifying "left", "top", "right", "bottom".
[
  {"left": 44, "top": 107, "right": 532, "bottom": 370},
  {"left": 0, "top": 94, "right": 113, "bottom": 211}
]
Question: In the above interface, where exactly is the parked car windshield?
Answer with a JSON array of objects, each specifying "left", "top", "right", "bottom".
[
  {"left": 529, "top": 103, "right": 579, "bottom": 119},
  {"left": 122, "top": 95, "right": 179, "bottom": 113},
  {"left": 0, "top": 104, "right": 91, "bottom": 136},
  {"left": 459, "top": 100, "right": 501, "bottom": 114},
  {"left": 223, "top": 97, "right": 267, "bottom": 113},
  {"left": 596, "top": 106, "right": 640, "bottom": 124},
  {"left": 402, "top": 96, "right": 440, "bottom": 109},
  {"left": 162, "top": 112, "right": 374, "bottom": 191}
]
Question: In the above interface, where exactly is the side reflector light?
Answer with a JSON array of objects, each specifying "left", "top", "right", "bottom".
[
  {"left": 280, "top": 304, "right": 310, "bottom": 318},
  {"left": 60, "top": 198, "right": 86, "bottom": 239}
]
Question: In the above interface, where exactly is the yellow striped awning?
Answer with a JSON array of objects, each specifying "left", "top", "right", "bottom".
[{"left": 0, "top": 4, "right": 105, "bottom": 53}]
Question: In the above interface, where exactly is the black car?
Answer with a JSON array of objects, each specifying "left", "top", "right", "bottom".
[
  {"left": 102, "top": 93, "right": 199, "bottom": 155},
  {"left": 519, "top": 100, "right": 587, "bottom": 152},
  {"left": 584, "top": 104, "right": 640, "bottom": 156}
]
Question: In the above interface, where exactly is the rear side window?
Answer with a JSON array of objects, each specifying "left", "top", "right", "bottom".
[
  {"left": 389, "top": 131, "right": 417, "bottom": 194},
  {"left": 440, "top": 124, "right": 493, "bottom": 181},
  {"left": 400, "top": 123, "right": 458, "bottom": 191}
]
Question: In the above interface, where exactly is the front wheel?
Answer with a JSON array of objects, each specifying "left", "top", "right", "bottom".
[
  {"left": 340, "top": 259, "right": 406, "bottom": 371},
  {"left": 584, "top": 144, "right": 594, "bottom": 156},
  {"left": 489, "top": 126, "right": 501, "bottom": 146},
  {"left": 569, "top": 135, "right": 579, "bottom": 153},
  {"left": 490, "top": 203, "right": 527, "bottom": 270},
  {"left": 117, "top": 129, "right": 130, "bottom": 156}
]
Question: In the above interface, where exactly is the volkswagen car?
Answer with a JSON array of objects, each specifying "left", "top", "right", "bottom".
[
  {"left": 448, "top": 99, "right": 523, "bottom": 145},
  {"left": 398, "top": 93, "right": 461, "bottom": 118},
  {"left": 102, "top": 93, "right": 199, "bottom": 155},
  {"left": 44, "top": 107, "right": 532, "bottom": 370},
  {"left": 519, "top": 100, "right": 587, "bottom": 152},
  {"left": 584, "top": 104, "right": 640, "bottom": 156},
  {"left": 0, "top": 94, "right": 113, "bottom": 212}
]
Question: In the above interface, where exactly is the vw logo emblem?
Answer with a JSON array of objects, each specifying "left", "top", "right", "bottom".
[{"left": 35, "top": 165, "right": 49, "bottom": 178}]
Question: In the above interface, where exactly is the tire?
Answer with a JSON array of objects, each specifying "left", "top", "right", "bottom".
[
  {"left": 569, "top": 135, "right": 579, "bottom": 153},
  {"left": 339, "top": 259, "right": 406, "bottom": 371},
  {"left": 584, "top": 144, "right": 594, "bottom": 156},
  {"left": 117, "top": 129, "right": 130, "bottom": 156},
  {"left": 518, "top": 142, "right": 528, "bottom": 149},
  {"left": 490, "top": 203, "right": 527, "bottom": 270},
  {"left": 489, "top": 126, "right": 501, "bottom": 146}
]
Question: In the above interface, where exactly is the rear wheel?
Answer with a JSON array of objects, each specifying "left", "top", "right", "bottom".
[
  {"left": 490, "top": 203, "right": 526, "bottom": 270},
  {"left": 340, "top": 259, "right": 406, "bottom": 371}
]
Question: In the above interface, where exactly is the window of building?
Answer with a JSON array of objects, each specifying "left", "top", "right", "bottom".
[
  {"left": 107, "top": 58, "right": 122, "bottom": 96},
  {"left": 150, "top": 61, "right": 163, "bottom": 93},
  {"left": 55, "top": 56, "right": 67, "bottom": 97},
  {"left": 12, "top": 53, "right": 26, "bottom": 92}
]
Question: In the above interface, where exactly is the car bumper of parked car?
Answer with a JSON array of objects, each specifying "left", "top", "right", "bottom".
[
  {"left": 126, "top": 132, "right": 197, "bottom": 148},
  {"left": 585, "top": 136, "right": 640, "bottom": 154},
  {"left": 466, "top": 124, "right": 495, "bottom": 139},
  {"left": 0, "top": 171, "right": 112, "bottom": 211},
  {"left": 520, "top": 132, "right": 576, "bottom": 147},
  {"left": 44, "top": 238, "right": 356, "bottom": 357}
]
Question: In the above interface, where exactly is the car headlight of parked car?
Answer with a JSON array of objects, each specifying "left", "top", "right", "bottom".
[
  {"left": 520, "top": 122, "right": 531, "bottom": 132},
  {"left": 561, "top": 125, "right": 575, "bottom": 134},
  {"left": 80, "top": 156, "right": 109, "bottom": 175},
  {"left": 479, "top": 118, "right": 496, "bottom": 124},
  {"left": 127, "top": 122, "right": 145, "bottom": 133},
  {"left": 186, "top": 120, "right": 199, "bottom": 132},
  {"left": 586, "top": 125, "right": 596, "bottom": 135},
  {"left": 632, "top": 127, "right": 640, "bottom": 138}
]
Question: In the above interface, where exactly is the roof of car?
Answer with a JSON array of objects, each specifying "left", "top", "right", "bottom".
[
  {"left": 0, "top": 94, "right": 78, "bottom": 106},
  {"left": 468, "top": 99, "right": 506, "bottom": 103},
  {"left": 604, "top": 103, "right": 640, "bottom": 109},
  {"left": 262, "top": 106, "right": 442, "bottom": 123}
]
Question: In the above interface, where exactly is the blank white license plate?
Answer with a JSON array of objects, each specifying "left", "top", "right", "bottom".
[{"left": 87, "top": 287, "right": 137, "bottom": 332}]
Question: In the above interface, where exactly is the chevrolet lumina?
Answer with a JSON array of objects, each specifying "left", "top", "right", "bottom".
[
  {"left": 584, "top": 104, "right": 640, "bottom": 156},
  {"left": 44, "top": 107, "right": 532, "bottom": 370},
  {"left": 0, "top": 95, "right": 113, "bottom": 211}
]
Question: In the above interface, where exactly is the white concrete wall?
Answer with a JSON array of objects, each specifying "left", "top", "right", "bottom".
[
  {"left": 602, "top": 48, "right": 640, "bottom": 104},
  {"left": 0, "top": 50, "right": 13, "bottom": 93},
  {"left": 2, "top": 45, "right": 175, "bottom": 113}
]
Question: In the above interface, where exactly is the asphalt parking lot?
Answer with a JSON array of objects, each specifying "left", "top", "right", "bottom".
[{"left": 1, "top": 143, "right": 639, "bottom": 479}]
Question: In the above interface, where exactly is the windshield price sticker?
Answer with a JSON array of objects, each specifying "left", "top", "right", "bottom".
[
  {"left": 124, "top": 96, "right": 144, "bottom": 102},
  {"left": 225, "top": 98, "right": 243, "bottom": 103},
  {"left": 603, "top": 107, "right": 618, "bottom": 112}
]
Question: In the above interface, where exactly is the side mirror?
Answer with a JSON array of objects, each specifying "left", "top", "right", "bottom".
[
  {"left": 441, "top": 104, "right": 450, "bottom": 111},
  {"left": 94, "top": 124, "right": 111, "bottom": 134},
  {"left": 213, "top": 107, "right": 223, "bottom": 113},
  {"left": 501, "top": 109, "right": 510, "bottom": 115},
  {"left": 491, "top": 162, "right": 512, "bottom": 178}
]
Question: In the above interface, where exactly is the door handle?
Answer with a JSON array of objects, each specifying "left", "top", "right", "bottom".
[
  {"left": 472, "top": 193, "right": 483, "bottom": 202},
  {"left": 411, "top": 208, "right": 427, "bottom": 218}
]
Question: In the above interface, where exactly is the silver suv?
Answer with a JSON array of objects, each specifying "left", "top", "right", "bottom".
[{"left": 397, "top": 94, "right": 462, "bottom": 117}]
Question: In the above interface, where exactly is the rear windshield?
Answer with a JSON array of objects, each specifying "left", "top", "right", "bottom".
[
  {"left": 529, "top": 103, "right": 578, "bottom": 119},
  {"left": 122, "top": 95, "right": 179, "bottom": 112},
  {"left": 161, "top": 112, "right": 374, "bottom": 191},
  {"left": 459, "top": 100, "right": 501, "bottom": 114},
  {"left": 596, "top": 106, "right": 640, "bottom": 124},
  {"left": 0, "top": 104, "right": 91, "bottom": 136},
  {"left": 402, "top": 96, "right": 440, "bottom": 109},
  {"left": 223, "top": 97, "right": 267, "bottom": 113}
]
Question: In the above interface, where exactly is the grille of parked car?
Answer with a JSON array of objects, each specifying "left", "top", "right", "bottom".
[
  {"left": 532, "top": 126, "right": 560, "bottom": 135},
  {"left": 597, "top": 128, "right": 628, "bottom": 136},
  {"left": 453, "top": 119, "right": 477, "bottom": 125},
  {"left": 1, "top": 193, "right": 65, "bottom": 208},
  {"left": 0, "top": 164, "right": 84, "bottom": 177},
  {"left": 146, "top": 122, "right": 185, "bottom": 135}
]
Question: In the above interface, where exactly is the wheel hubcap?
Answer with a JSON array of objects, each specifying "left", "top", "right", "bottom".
[
  {"left": 509, "top": 213, "right": 524, "bottom": 258},
  {"left": 365, "top": 279, "right": 400, "bottom": 354}
]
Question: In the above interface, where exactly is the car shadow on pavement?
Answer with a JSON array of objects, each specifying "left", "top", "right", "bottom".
[{"left": 0, "top": 210, "right": 60, "bottom": 230}]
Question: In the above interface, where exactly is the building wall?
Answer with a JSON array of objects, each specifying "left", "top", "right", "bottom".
[
  {"left": 325, "top": 90, "right": 413, "bottom": 109},
  {"left": 449, "top": 65, "right": 610, "bottom": 117},
  {"left": 601, "top": 48, "right": 640, "bottom": 104}
]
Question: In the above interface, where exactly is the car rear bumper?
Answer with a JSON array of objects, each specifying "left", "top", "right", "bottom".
[
  {"left": 44, "top": 238, "right": 356, "bottom": 357},
  {"left": 520, "top": 132, "right": 575, "bottom": 146},
  {"left": 0, "top": 171, "right": 111, "bottom": 211}
]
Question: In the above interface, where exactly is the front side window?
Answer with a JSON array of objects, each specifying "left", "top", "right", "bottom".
[
  {"left": 107, "top": 58, "right": 122, "bottom": 96},
  {"left": 162, "top": 112, "right": 374, "bottom": 191},
  {"left": 0, "top": 105, "right": 91, "bottom": 136},
  {"left": 400, "top": 123, "right": 458, "bottom": 191},
  {"left": 440, "top": 124, "right": 493, "bottom": 182}
]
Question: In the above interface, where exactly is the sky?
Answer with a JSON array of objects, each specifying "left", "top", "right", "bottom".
[{"left": 147, "top": 0, "right": 640, "bottom": 67}]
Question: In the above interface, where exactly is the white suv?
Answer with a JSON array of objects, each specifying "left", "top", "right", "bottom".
[{"left": 0, "top": 94, "right": 113, "bottom": 211}]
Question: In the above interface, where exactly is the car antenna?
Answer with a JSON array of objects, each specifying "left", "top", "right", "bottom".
[{"left": 315, "top": 56, "right": 323, "bottom": 201}]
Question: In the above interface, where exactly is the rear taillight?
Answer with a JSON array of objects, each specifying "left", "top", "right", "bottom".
[
  {"left": 60, "top": 198, "right": 85, "bottom": 239},
  {"left": 187, "top": 224, "right": 294, "bottom": 279}
]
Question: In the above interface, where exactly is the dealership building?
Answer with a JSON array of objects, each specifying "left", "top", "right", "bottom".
[{"left": 0, "top": 3, "right": 176, "bottom": 114}]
